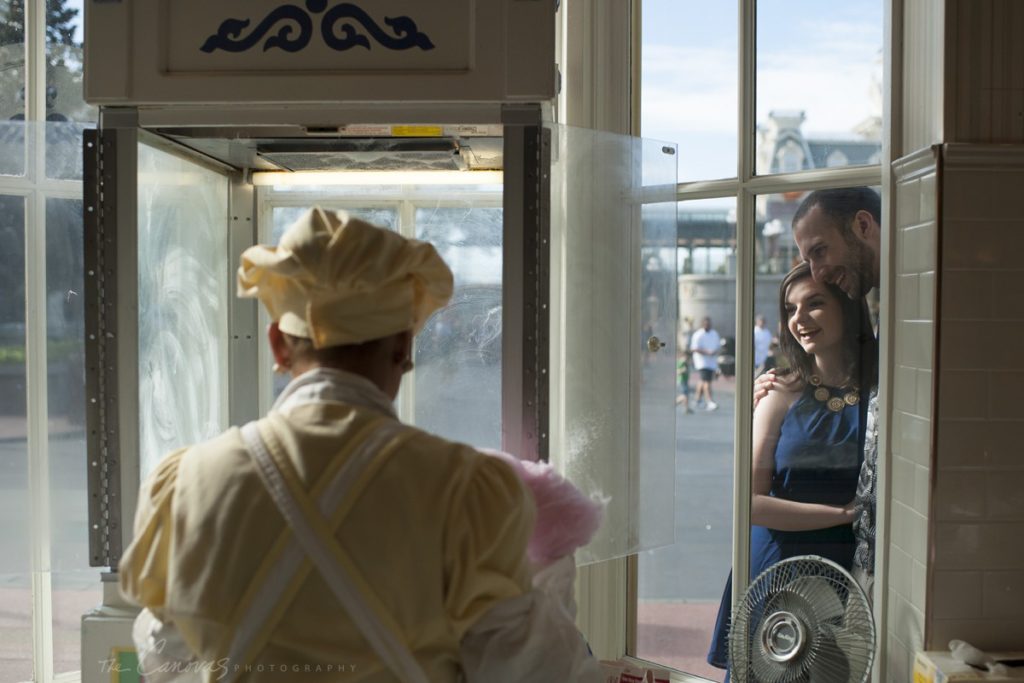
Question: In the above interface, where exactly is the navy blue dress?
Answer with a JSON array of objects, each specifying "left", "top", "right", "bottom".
[{"left": 707, "top": 385, "right": 865, "bottom": 670}]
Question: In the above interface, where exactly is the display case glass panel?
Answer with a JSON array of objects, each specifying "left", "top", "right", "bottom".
[
  {"left": 137, "top": 142, "right": 230, "bottom": 479},
  {"left": 551, "top": 124, "right": 678, "bottom": 563}
]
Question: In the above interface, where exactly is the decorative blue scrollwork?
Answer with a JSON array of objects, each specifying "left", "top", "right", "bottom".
[
  {"left": 200, "top": 1, "right": 434, "bottom": 54},
  {"left": 321, "top": 3, "right": 435, "bottom": 51},
  {"left": 200, "top": 5, "right": 313, "bottom": 53}
]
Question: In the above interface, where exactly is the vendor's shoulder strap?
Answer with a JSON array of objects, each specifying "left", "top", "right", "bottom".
[{"left": 225, "top": 417, "right": 426, "bottom": 683}]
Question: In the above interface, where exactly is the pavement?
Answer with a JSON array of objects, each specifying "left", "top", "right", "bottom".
[{"left": 635, "top": 375, "right": 736, "bottom": 681}]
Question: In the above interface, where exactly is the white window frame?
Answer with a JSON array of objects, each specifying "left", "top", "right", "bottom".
[
  {"left": 566, "top": 2, "right": 895, "bottom": 681},
  {"left": 0, "top": 0, "right": 93, "bottom": 678}
]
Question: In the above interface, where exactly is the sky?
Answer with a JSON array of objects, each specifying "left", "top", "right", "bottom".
[
  {"left": 641, "top": 0, "right": 884, "bottom": 183},
  {"left": 67, "top": 0, "right": 85, "bottom": 44}
]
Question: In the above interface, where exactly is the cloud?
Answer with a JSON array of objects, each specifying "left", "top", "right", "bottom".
[{"left": 642, "top": 24, "right": 883, "bottom": 142}]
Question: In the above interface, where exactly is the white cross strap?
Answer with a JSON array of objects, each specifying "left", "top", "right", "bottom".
[{"left": 238, "top": 421, "right": 429, "bottom": 683}]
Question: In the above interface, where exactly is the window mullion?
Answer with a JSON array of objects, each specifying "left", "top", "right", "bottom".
[
  {"left": 26, "top": 188, "right": 56, "bottom": 683},
  {"left": 731, "top": 0, "right": 757, "bottom": 613},
  {"left": 396, "top": 200, "right": 417, "bottom": 424},
  {"left": 27, "top": 0, "right": 45, "bottom": 121}
]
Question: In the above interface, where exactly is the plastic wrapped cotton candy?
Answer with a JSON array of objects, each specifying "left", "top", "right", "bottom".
[
  {"left": 480, "top": 449, "right": 604, "bottom": 569},
  {"left": 459, "top": 450, "right": 607, "bottom": 682}
]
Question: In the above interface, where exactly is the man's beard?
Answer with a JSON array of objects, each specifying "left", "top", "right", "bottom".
[{"left": 843, "top": 236, "right": 875, "bottom": 298}]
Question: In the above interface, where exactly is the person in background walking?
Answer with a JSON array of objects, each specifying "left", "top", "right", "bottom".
[{"left": 690, "top": 316, "right": 721, "bottom": 412}]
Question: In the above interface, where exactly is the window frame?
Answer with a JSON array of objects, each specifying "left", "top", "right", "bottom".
[
  {"left": 0, "top": 0, "right": 93, "bottom": 666},
  {"left": 583, "top": 1, "right": 894, "bottom": 680},
  {"left": 0, "top": 141, "right": 91, "bottom": 683}
]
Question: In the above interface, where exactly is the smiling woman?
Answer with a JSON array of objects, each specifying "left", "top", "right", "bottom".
[{"left": 706, "top": 262, "right": 876, "bottom": 679}]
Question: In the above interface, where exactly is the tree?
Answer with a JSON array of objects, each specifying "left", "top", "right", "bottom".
[{"left": 0, "top": 0, "right": 81, "bottom": 48}]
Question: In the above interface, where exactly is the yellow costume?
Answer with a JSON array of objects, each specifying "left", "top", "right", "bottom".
[
  {"left": 120, "top": 208, "right": 602, "bottom": 682},
  {"left": 120, "top": 368, "right": 534, "bottom": 681}
]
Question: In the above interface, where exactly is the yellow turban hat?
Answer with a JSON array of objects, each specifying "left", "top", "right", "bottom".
[{"left": 237, "top": 208, "right": 454, "bottom": 348}]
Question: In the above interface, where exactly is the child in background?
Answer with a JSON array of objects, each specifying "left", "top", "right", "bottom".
[{"left": 676, "top": 349, "right": 694, "bottom": 414}]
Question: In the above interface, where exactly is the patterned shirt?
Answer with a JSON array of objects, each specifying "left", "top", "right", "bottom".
[{"left": 852, "top": 390, "right": 879, "bottom": 576}]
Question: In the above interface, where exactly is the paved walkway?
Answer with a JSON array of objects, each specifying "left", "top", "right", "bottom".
[{"left": 635, "top": 375, "right": 736, "bottom": 681}]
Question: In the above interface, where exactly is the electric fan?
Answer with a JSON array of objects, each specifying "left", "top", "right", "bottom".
[{"left": 728, "top": 556, "right": 875, "bottom": 683}]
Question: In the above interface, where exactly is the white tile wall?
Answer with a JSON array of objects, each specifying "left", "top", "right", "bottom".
[
  {"left": 889, "top": 156, "right": 939, "bottom": 675},
  {"left": 893, "top": 1, "right": 1024, "bottom": 670},
  {"left": 933, "top": 146, "right": 1024, "bottom": 651}
]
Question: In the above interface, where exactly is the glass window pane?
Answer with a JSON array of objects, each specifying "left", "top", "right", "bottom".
[
  {"left": 0, "top": 0, "right": 25, "bottom": 121},
  {"left": 270, "top": 205, "right": 397, "bottom": 244},
  {"left": 642, "top": 0, "right": 738, "bottom": 181},
  {"left": 138, "top": 143, "right": 230, "bottom": 479},
  {"left": 45, "top": 0, "right": 94, "bottom": 124},
  {"left": 45, "top": 121, "right": 87, "bottom": 180},
  {"left": 755, "top": 0, "right": 883, "bottom": 175},
  {"left": 45, "top": 197, "right": 100, "bottom": 675},
  {"left": 412, "top": 204, "right": 502, "bottom": 449},
  {"left": 0, "top": 118, "right": 26, "bottom": 177},
  {"left": 0, "top": 194, "right": 33, "bottom": 682},
  {"left": 636, "top": 198, "right": 735, "bottom": 681}
]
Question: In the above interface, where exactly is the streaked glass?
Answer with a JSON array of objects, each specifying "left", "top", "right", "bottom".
[
  {"left": 137, "top": 142, "right": 230, "bottom": 479},
  {"left": 413, "top": 204, "right": 502, "bottom": 449},
  {"left": 551, "top": 124, "right": 677, "bottom": 564}
]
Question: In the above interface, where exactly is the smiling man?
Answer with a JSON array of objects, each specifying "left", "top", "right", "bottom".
[
  {"left": 792, "top": 187, "right": 882, "bottom": 299},
  {"left": 792, "top": 186, "right": 882, "bottom": 597}
]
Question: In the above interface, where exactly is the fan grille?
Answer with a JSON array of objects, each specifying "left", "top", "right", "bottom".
[{"left": 729, "top": 556, "right": 875, "bottom": 683}]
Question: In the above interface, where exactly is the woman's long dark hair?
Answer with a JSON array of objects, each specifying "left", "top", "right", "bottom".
[{"left": 777, "top": 262, "right": 878, "bottom": 390}]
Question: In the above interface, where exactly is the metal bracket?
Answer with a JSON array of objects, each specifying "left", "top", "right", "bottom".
[
  {"left": 501, "top": 104, "right": 551, "bottom": 462},
  {"left": 84, "top": 129, "right": 123, "bottom": 567}
]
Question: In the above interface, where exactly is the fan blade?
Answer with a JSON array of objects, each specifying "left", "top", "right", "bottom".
[
  {"left": 822, "top": 626, "right": 874, "bottom": 682},
  {"left": 806, "top": 631, "right": 851, "bottom": 683},
  {"left": 749, "top": 648, "right": 790, "bottom": 683},
  {"left": 783, "top": 576, "right": 845, "bottom": 622}
]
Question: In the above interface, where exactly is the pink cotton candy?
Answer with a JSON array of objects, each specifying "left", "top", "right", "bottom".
[{"left": 481, "top": 449, "right": 605, "bottom": 568}]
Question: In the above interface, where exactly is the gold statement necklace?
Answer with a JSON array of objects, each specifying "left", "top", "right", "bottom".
[{"left": 809, "top": 375, "right": 859, "bottom": 413}]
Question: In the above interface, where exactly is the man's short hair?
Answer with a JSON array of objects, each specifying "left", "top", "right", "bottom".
[{"left": 792, "top": 187, "right": 882, "bottom": 240}]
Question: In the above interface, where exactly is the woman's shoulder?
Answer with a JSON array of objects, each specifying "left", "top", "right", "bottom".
[{"left": 753, "top": 377, "right": 804, "bottom": 424}]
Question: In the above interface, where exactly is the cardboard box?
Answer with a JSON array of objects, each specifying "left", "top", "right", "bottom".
[{"left": 913, "top": 651, "right": 1024, "bottom": 683}]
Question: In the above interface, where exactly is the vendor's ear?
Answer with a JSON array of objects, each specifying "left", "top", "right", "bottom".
[
  {"left": 268, "top": 322, "right": 293, "bottom": 370},
  {"left": 390, "top": 329, "right": 414, "bottom": 365}
]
